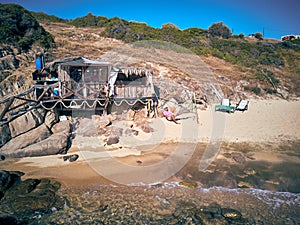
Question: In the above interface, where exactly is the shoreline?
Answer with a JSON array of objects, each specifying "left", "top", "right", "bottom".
[
  {"left": 1, "top": 139, "right": 299, "bottom": 191},
  {"left": 0, "top": 99, "right": 299, "bottom": 190}
]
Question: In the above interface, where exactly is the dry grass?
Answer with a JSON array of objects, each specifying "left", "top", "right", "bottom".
[{"left": 41, "top": 22, "right": 124, "bottom": 59}]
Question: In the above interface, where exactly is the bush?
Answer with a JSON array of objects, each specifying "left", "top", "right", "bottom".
[
  {"left": 257, "top": 69, "right": 280, "bottom": 85},
  {"left": 208, "top": 22, "right": 231, "bottom": 39},
  {"left": 264, "top": 88, "right": 277, "bottom": 94},
  {"left": 254, "top": 32, "right": 263, "bottom": 40},
  {"left": 0, "top": 4, "right": 55, "bottom": 50},
  {"left": 244, "top": 86, "right": 261, "bottom": 95},
  {"left": 31, "top": 11, "right": 67, "bottom": 23}
]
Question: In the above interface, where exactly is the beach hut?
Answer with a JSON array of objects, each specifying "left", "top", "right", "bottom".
[{"left": 33, "top": 57, "right": 155, "bottom": 113}]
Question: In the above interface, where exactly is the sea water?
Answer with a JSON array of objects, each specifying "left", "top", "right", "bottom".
[{"left": 33, "top": 182, "right": 300, "bottom": 224}]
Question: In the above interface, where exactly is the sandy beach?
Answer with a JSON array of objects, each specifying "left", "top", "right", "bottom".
[
  {"left": 1, "top": 99, "right": 299, "bottom": 224},
  {"left": 0, "top": 99, "right": 299, "bottom": 187}
]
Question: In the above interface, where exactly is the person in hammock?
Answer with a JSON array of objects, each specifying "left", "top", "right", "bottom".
[{"left": 162, "top": 107, "right": 180, "bottom": 124}]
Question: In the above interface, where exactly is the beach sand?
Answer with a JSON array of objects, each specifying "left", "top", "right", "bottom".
[{"left": 0, "top": 99, "right": 299, "bottom": 187}]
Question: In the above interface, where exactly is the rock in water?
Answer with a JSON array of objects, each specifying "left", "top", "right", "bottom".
[
  {"left": 0, "top": 215, "right": 18, "bottom": 225},
  {"left": 221, "top": 208, "right": 242, "bottom": 221},
  {"left": 0, "top": 174, "right": 62, "bottom": 222},
  {"left": 0, "top": 170, "right": 24, "bottom": 193}
]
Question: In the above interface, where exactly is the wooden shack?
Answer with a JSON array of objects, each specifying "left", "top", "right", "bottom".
[
  {"left": 57, "top": 57, "right": 111, "bottom": 99},
  {"left": 33, "top": 57, "right": 155, "bottom": 114}
]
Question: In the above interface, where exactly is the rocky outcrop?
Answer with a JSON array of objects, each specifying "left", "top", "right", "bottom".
[
  {"left": 0, "top": 123, "right": 51, "bottom": 153},
  {"left": 9, "top": 108, "right": 46, "bottom": 138},
  {"left": 0, "top": 170, "right": 62, "bottom": 224},
  {"left": 0, "top": 55, "right": 19, "bottom": 76},
  {"left": 16, "top": 130, "right": 71, "bottom": 157},
  {"left": 0, "top": 46, "right": 19, "bottom": 82},
  {"left": 0, "top": 170, "right": 24, "bottom": 193},
  {"left": 0, "top": 108, "right": 72, "bottom": 158}
]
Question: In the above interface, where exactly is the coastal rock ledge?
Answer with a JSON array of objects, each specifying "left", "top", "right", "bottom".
[
  {"left": 0, "top": 170, "right": 62, "bottom": 224},
  {"left": 0, "top": 108, "right": 72, "bottom": 158}
]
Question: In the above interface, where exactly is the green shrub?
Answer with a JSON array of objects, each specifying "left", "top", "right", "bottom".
[
  {"left": 264, "top": 88, "right": 277, "bottom": 94},
  {"left": 31, "top": 11, "right": 67, "bottom": 23},
  {"left": 256, "top": 69, "right": 280, "bottom": 86},
  {"left": 254, "top": 32, "right": 263, "bottom": 40},
  {"left": 244, "top": 86, "right": 261, "bottom": 95},
  {"left": 208, "top": 22, "right": 231, "bottom": 39},
  {"left": 0, "top": 4, "right": 55, "bottom": 50}
]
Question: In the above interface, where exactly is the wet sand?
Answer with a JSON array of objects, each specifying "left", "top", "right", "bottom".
[{"left": 0, "top": 99, "right": 299, "bottom": 224}]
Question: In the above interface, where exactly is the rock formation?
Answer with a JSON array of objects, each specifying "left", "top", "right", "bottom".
[
  {"left": 0, "top": 170, "right": 62, "bottom": 224},
  {"left": 0, "top": 108, "right": 72, "bottom": 158}
]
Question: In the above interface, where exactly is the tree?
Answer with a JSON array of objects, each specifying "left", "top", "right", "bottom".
[
  {"left": 255, "top": 32, "right": 263, "bottom": 40},
  {"left": 208, "top": 22, "right": 232, "bottom": 39}
]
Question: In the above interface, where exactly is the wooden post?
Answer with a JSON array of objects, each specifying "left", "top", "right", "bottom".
[
  {"left": 193, "top": 92, "right": 199, "bottom": 124},
  {"left": 54, "top": 107, "right": 59, "bottom": 122}
]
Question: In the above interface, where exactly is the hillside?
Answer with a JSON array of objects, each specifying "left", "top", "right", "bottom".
[
  {"left": 0, "top": 4, "right": 55, "bottom": 89},
  {"left": 0, "top": 5, "right": 299, "bottom": 102},
  {"left": 0, "top": 4, "right": 54, "bottom": 50},
  {"left": 62, "top": 13, "right": 300, "bottom": 98}
]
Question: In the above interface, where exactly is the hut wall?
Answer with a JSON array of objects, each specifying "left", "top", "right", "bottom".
[{"left": 115, "top": 86, "right": 152, "bottom": 98}]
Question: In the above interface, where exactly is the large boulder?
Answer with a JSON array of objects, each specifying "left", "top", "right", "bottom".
[
  {"left": 75, "top": 118, "right": 98, "bottom": 137},
  {"left": 51, "top": 120, "right": 70, "bottom": 135},
  {"left": 0, "top": 124, "right": 11, "bottom": 148},
  {"left": 0, "top": 124, "right": 51, "bottom": 154},
  {"left": 44, "top": 110, "right": 57, "bottom": 129},
  {"left": 9, "top": 108, "right": 46, "bottom": 138},
  {"left": 6, "top": 131, "right": 71, "bottom": 158},
  {"left": 0, "top": 116, "right": 71, "bottom": 158},
  {"left": 76, "top": 116, "right": 111, "bottom": 137}
]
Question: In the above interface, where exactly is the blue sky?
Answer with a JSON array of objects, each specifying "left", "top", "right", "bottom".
[{"left": 1, "top": 0, "right": 299, "bottom": 40}]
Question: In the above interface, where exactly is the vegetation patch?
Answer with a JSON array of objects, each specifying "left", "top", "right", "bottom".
[{"left": 0, "top": 4, "right": 55, "bottom": 50}]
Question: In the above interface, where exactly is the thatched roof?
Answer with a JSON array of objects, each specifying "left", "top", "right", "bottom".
[
  {"left": 119, "top": 67, "right": 153, "bottom": 77},
  {"left": 45, "top": 57, "right": 153, "bottom": 77}
]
